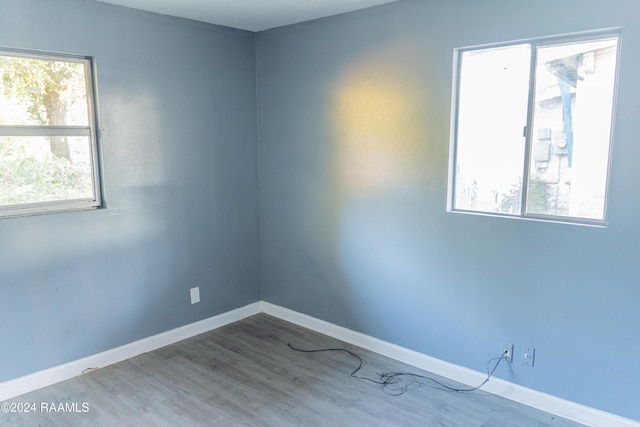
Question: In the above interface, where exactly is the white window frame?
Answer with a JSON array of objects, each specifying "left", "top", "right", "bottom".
[
  {"left": 447, "top": 29, "right": 621, "bottom": 227},
  {"left": 0, "top": 48, "right": 103, "bottom": 219}
]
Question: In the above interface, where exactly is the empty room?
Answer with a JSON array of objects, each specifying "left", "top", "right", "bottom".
[{"left": 0, "top": 0, "right": 638, "bottom": 425}]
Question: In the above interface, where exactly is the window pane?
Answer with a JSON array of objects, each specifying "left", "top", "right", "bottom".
[
  {"left": 527, "top": 38, "right": 618, "bottom": 220},
  {"left": 0, "top": 136, "right": 94, "bottom": 206},
  {"left": 0, "top": 55, "right": 89, "bottom": 126},
  {"left": 454, "top": 44, "right": 531, "bottom": 214}
]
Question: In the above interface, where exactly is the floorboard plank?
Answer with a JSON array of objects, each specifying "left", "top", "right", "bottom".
[{"left": 0, "top": 314, "right": 585, "bottom": 426}]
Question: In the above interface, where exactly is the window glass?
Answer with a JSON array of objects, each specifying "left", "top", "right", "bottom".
[
  {"left": 0, "top": 136, "right": 94, "bottom": 206},
  {"left": 528, "top": 38, "right": 618, "bottom": 220},
  {"left": 455, "top": 44, "right": 531, "bottom": 214},
  {"left": 0, "top": 50, "right": 101, "bottom": 218},
  {"left": 450, "top": 32, "right": 619, "bottom": 225},
  {"left": 0, "top": 56, "right": 89, "bottom": 127}
]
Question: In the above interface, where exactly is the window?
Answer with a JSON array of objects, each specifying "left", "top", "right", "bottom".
[
  {"left": 0, "top": 48, "right": 102, "bottom": 218},
  {"left": 448, "top": 30, "right": 620, "bottom": 226}
]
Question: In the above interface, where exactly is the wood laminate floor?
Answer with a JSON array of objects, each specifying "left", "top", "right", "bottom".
[{"left": 0, "top": 314, "right": 585, "bottom": 426}]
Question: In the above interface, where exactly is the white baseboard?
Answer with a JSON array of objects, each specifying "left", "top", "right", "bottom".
[
  {"left": 0, "top": 302, "right": 262, "bottom": 402},
  {"left": 260, "top": 302, "right": 639, "bottom": 427},
  {"left": 2, "top": 300, "right": 637, "bottom": 427}
]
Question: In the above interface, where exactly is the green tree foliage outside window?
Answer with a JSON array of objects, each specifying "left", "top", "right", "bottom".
[{"left": 0, "top": 50, "right": 100, "bottom": 215}]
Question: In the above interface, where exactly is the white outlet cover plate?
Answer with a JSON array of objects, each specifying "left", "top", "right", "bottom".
[
  {"left": 522, "top": 346, "right": 535, "bottom": 367},
  {"left": 190, "top": 287, "right": 200, "bottom": 304}
]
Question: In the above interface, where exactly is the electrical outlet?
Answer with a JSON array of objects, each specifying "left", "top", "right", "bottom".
[
  {"left": 502, "top": 343, "right": 514, "bottom": 362},
  {"left": 522, "top": 346, "right": 535, "bottom": 367},
  {"left": 190, "top": 286, "right": 200, "bottom": 304}
]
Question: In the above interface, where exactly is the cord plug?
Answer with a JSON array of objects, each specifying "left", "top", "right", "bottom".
[{"left": 502, "top": 344, "right": 514, "bottom": 363}]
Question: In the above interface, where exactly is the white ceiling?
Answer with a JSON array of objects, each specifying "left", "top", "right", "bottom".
[{"left": 94, "top": 0, "right": 401, "bottom": 32}]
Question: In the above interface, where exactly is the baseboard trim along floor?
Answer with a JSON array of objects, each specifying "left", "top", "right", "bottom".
[
  {"left": 0, "top": 302, "right": 262, "bottom": 403},
  {"left": 1, "top": 301, "right": 637, "bottom": 427},
  {"left": 259, "top": 302, "right": 638, "bottom": 427}
]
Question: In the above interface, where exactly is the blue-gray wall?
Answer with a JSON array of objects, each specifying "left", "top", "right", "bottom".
[
  {"left": 257, "top": 0, "right": 640, "bottom": 421},
  {"left": 2, "top": 0, "right": 639, "bottom": 422},
  {"left": 0, "top": 0, "right": 260, "bottom": 381}
]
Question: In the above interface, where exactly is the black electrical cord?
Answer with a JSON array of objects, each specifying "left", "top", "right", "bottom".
[
  {"left": 377, "top": 353, "right": 506, "bottom": 393},
  {"left": 286, "top": 342, "right": 386, "bottom": 387},
  {"left": 287, "top": 342, "right": 507, "bottom": 396}
]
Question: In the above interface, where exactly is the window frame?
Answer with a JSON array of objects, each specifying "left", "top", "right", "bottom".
[
  {"left": 0, "top": 48, "right": 103, "bottom": 219},
  {"left": 447, "top": 29, "right": 621, "bottom": 227}
]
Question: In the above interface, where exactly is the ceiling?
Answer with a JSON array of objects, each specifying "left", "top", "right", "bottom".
[{"left": 94, "top": 0, "right": 401, "bottom": 32}]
